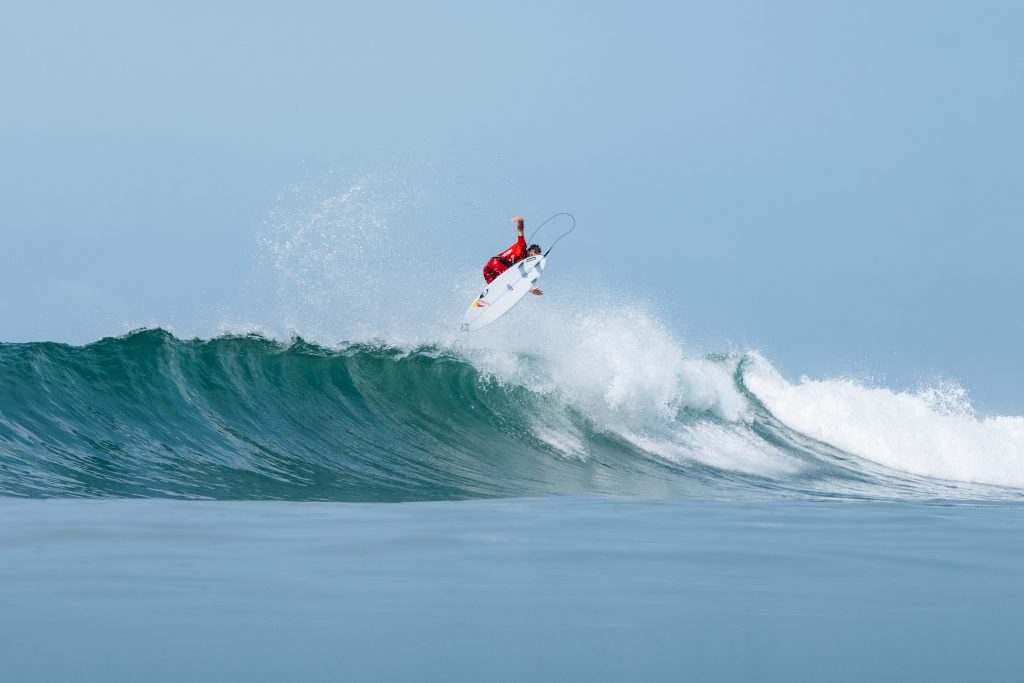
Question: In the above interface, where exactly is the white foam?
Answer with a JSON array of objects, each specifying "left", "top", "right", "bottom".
[
  {"left": 531, "top": 424, "right": 588, "bottom": 460},
  {"left": 461, "top": 306, "right": 747, "bottom": 426},
  {"left": 744, "top": 354, "right": 1024, "bottom": 488},
  {"left": 453, "top": 306, "right": 807, "bottom": 477},
  {"left": 621, "top": 423, "right": 803, "bottom": 478}
]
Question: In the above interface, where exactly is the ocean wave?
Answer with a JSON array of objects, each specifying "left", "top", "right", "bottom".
[{"left": 0, "top": 326, "right": 1020, "bottom": 501}]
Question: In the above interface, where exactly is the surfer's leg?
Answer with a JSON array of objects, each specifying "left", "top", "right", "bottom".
[{"left": 483, "top": 258, "right": 507, "bottom": 284}]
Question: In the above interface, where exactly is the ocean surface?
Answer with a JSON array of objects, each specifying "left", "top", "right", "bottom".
[{"left": 2, "top": 328, "right": 1023, "bottom": 681}]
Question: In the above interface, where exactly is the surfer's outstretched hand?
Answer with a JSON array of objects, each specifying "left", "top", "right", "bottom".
[{"left": 530, "top": 288, "right": 543, "bottom": 296}]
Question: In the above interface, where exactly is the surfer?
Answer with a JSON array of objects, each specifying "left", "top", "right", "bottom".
[{"left": 482, "top": 216, "right": 543, "bottom": 295}]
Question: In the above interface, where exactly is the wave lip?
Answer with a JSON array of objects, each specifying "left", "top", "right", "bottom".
[{"left": 0, "top": 328, "right": 1021, "bottom": 502}]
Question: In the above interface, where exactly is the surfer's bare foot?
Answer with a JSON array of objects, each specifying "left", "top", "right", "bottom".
[{"left": 530, "top": 288, "right": 543, "bottom": 296}]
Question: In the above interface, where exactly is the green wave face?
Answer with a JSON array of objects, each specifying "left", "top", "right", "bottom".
[{"left": 0, "top": 329, "right": 1015, "bottom": 502}]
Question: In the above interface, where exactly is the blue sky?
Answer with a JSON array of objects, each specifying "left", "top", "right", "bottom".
[{"left": 2, "top": 1, "right": 1021, "bottom": 411}]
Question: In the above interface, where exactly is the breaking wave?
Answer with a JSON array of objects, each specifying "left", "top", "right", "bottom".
[{"left": 1, "top": 322, "right": 1021, "bottom": 502}]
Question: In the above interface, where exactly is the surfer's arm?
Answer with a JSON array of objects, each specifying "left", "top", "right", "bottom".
[{"left": 510, "top": 216, "right": 527, "bottom": 256}]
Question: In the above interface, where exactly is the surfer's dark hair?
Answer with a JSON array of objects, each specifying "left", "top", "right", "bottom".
[{"left": 528, "top": 244, "right": 542, "bottom": 254}]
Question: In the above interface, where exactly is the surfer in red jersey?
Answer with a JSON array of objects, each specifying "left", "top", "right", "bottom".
[{"left": 482, "top": 216, "right": 543, "bottom": 295}]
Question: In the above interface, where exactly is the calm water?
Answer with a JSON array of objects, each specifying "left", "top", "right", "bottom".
[{"left": 2, "top": 497, "right": 1022, "bottom": 682}]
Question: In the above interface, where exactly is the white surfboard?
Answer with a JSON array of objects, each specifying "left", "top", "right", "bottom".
[{"left": 461, "top": 255, "right": 546, "bottom": 332}]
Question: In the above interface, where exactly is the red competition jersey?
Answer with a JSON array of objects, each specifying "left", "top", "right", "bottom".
[{"left": 494, "top": 235, "right": 528, "bottom": 266}]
